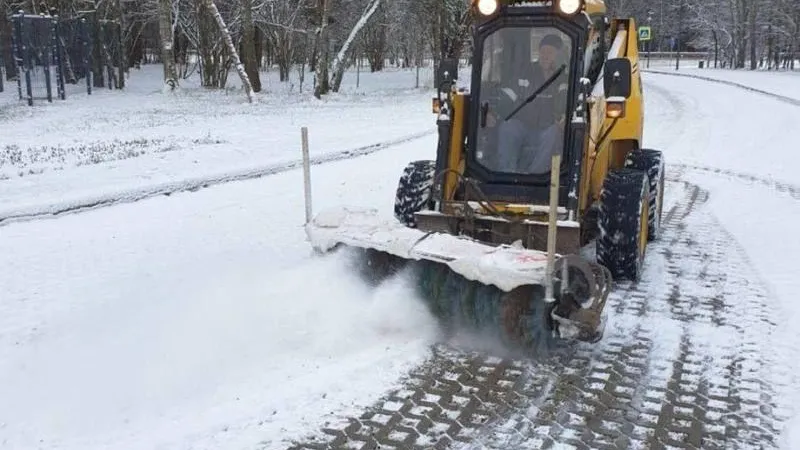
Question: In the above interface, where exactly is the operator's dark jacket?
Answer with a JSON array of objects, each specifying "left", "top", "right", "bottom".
[{"left": 492, "top": 61, "right": 568, "bottom": 131}]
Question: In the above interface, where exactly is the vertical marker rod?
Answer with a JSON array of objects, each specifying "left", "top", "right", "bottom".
[
  {"left": 545, "top": 153, "right": 562, "bottom": 303},
  {"left": 301, "top": 126, "right": 313, "bottom": 225}
]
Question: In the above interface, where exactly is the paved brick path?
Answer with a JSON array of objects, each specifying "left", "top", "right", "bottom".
[{"left": 288, "top": 173, "right": 792, "bottom": 450}]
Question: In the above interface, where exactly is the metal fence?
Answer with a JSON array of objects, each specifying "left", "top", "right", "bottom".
[
  {"left": 3, "top": 11, "right": 124, "bottom": 106},
  {"left": 10, "top": 12, "right": 66, "bottom": 105}
]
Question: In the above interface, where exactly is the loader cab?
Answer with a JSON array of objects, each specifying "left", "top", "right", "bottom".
[{"left": 463, "top": 2, "right": 592, "bottom": 205}]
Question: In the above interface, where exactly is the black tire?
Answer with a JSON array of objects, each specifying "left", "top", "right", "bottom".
[
  {"left": 596, "top": 169, "right": 650, "bottom": 281},
  {"left": 624, "top": 149, "right": 665, "bottom": 241},
  {"left": 394, "top": 160, "right": 436, "bottom": 227}
]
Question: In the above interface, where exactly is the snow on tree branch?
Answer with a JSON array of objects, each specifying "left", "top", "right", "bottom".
[{"left": 329, "top": 0, "right": 381, "bottom": 81}]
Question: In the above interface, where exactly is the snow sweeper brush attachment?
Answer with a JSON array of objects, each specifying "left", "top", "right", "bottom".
[{"left": 305, "top": 206, "right": 613, "bottom": 352}]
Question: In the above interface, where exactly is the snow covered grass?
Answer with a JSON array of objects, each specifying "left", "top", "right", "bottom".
[
  {"left": 0, "top": 137, "right": 190, "bottom": 178},
  {"left": 0, "top": 64, "right": 439, "bottom": 219}
]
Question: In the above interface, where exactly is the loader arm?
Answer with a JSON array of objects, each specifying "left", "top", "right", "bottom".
[
  {"left": 441, "top": 91, "right": 470, "bottom": 205},
  {"left": 580, "top": 17, "right": 645, "bottom": 213}
]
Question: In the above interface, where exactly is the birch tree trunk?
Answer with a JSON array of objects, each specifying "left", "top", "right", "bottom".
[
  {"left": 240, "top": 0, "right": 262, "bottom": 92},
  {"left": 204, "top": 0, "right": 255, "bottom": 103},
  {"left": 329, "top": 0, "right": 382, "bottom": 92},
  {"left": 158, "top": 0, "right": 178, "bottom": 89},
  {"left": 313, "top": 0, "right": 331, "bottom": 99}
]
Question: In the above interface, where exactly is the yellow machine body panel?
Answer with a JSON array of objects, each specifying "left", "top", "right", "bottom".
[
  {"left": 583, "top": 0, "right": 608, "bottom": 16},
  {"left": 604, "top": 18, "right": 645, "bottom": 152},
  {"left": 581, "top": 18, "right": 644, "bottom": 215},
  {"left": 443, "top": 93, "right": 468, "bottom": 202}
]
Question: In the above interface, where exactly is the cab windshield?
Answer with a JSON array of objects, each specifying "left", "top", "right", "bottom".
[{"left": 475, "top": 27, "right": 573, "bottom": 175}]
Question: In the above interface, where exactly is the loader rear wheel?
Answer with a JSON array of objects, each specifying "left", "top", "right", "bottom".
[
  {"left": 596, "top": 169, "right": 650, "bottom": 281},
  {"left": 394, "top": 160, "right": 436, "bottom": 228},
  {"left": 624, "top": 149, "right": 665, "bottom": 241}
]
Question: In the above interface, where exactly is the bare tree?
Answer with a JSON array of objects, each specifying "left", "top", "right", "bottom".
[
  {"left": 328, "top": 0, "right": 381, "bottom": 91},
  {"left": 158, "top": 0, "right": 179, "bottom": 88},
  {"left": 359, "top": 0, "right": 387, "bottom": 71},
  {"left": 204, "top": 0, "right": 254, "bottom": 101},
  {"left": 195, "top": 0, "right": 230, "bottom": 87},
  {"left": 312, "top": 0, "right": 330, "bottom": 98},
  {"left": 256, "top": 0, "right": 307, "bottom": 82},
  {"left": 240, "top": 0, "right": 261, "bottom": 91}
]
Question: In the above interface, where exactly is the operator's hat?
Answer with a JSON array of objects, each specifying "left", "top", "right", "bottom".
[{"left": 540, "top": 34, "right": 563, "bottom": 49}]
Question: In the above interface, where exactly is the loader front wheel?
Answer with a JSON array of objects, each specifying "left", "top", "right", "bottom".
[
  {"left": 624, "top": 149, "right": 665, "bottom": 241},
  {"left": 394, "top": 160, "right": 436, "bottom": 228},
  {"left": 596, "top": 169, "right": 650, "bottom": 281}
]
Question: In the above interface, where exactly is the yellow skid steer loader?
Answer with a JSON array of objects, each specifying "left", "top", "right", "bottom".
[{"left": 305, "top": 0, "right": 664, "bottom": 352}]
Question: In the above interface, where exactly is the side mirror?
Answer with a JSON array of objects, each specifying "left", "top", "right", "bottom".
[
  {"left": 603, "top": 58, "right": 632, "bottom": 98},
  {"left": 436, "top": 58, "right": 459, "bottom": 91}
]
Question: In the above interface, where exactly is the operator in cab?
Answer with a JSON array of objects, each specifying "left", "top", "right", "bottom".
[{"left": 480, "top": 30, "right": 570, "bottom": 176}]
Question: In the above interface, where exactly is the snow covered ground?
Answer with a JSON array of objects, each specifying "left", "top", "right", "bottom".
[
  {"left": 0, "top": 136, "right": 443, "bottom": 450},
  {"left": 0, "top": 65, "right": 447, "bottom": 449},
  {"left": 642, "top": 71, "right": 800, "bottom": 187},
  {"left": 1, "top": 62, "right": 800, "bottom": 449},
  {"left": 642, "top": 69, "right": 800, "bottom": 449},
  {"left": 644, "top": 57, "right": 800, "bottom": 101},
  {"left": 0, "top": 65, "right": 436, "bottom": 222}
]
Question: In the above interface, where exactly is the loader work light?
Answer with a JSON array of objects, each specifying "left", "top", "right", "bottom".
[
  {"left": 556, "top": 0, "right": 583, "bottom": 15},
  {"left": 606, "top": 97, "right": 626, "bottom": 118},
  {"left": 476, "top": 0, "right": 499, "bottom": 16}
]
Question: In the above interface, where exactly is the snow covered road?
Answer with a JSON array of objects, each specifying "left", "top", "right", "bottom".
[
  {"left": 289, "top": 73, "right": 800, "bottom": 449},
  {"left": 644, "top": 65, "right": 800, "bottom": 103},
  {"left": 1, "top": 67, "right": 800, "bottom": 450},
  {"left": 0, "top": 134, "right": 444, "bottom": 450},
  {"left": 292, "top": 175, "right": 797, "bottom": 450}
]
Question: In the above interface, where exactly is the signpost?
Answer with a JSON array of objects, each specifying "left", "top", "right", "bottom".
[
  {"left": 638, "top": 25, "right": 652, "bottom": 68},
  {"left": 638, "top": 26, "right": 652, "bottom": 42}
]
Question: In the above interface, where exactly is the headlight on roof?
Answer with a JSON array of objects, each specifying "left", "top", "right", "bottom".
[
  {"left": 476, "top": 0, "right": 499, "bottom": 16},
  {"left": 556, "top": 0, "right": 583, "bottom": 15}
]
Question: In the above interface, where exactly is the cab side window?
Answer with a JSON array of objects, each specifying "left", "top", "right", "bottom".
[{"left": 583, "top": 18, "right": 606, "bottom": 86}]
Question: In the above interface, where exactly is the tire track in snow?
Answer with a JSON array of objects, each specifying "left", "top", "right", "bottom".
[
  {"left": 672, "top": 163, "right": 800, "bottom": 200},
  {"left": 643, "top": 75, "right": 799, "bottom": 198},
  {"left": 643, "top": 70, "right": 800, "bottom": 107},
  {"left": 475, "top": 175, "right": 789, "bottom": 449},
  {"left": 0, "top": 129, "right": 435, "bottom": 227},
  {"left": 642, "top": 80, "right": 686, "bottom": 123},
  {"left": 287, "top": 184, "right": 704, "bottom": 450}
]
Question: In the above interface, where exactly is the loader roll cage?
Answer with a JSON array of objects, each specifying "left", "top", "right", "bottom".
[{"left": 464, "top": 10, "right": 591, "bottom": 206}]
